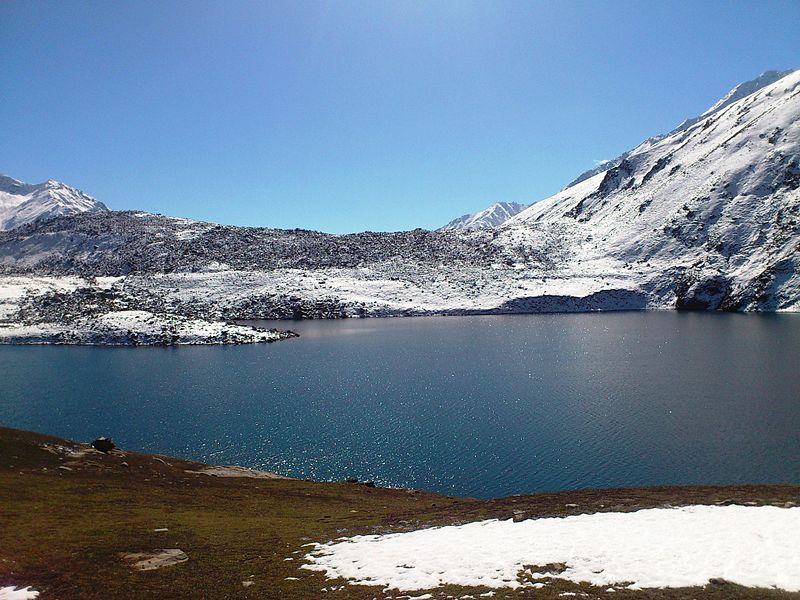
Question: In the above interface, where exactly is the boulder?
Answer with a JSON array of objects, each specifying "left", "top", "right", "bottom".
[
  {"left": 121, "top": 549, "right": 188, "bottom": 571},
  {"left": 90, "top": 437, "right": 116, "bottom": 453}
]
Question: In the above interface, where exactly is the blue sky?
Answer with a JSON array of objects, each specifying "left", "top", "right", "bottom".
[{"left": 1, "top": 1, "right": 798, "bottom": 233}]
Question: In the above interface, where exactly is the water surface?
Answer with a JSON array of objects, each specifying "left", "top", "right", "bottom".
[{"left": 1, "top": 312, "right": 798, "bottom": 498}]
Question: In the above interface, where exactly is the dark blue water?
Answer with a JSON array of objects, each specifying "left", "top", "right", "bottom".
[{"left": 1, "top": 312, "right": 799, "bottom": 498}]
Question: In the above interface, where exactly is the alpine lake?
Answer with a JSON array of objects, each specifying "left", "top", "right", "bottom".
[{"left": 1, "top": 311, "right": 798, "bottom": 499}]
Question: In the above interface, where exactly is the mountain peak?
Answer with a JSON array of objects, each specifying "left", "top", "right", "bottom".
[
  {"left": 504, "top": 68, "right": 800, "bottom": 309},
  {"left": 439, "top": 201, "right": 527, "bottom": 231},
  {"left": 700, "top": 69, "right": 795, "bottom": 118},
  {"left": 0, "top": 175, "right": 108, "bottom": 231},
  {"left": 563, "top": 68, "right": 798, "bottom": 191}
]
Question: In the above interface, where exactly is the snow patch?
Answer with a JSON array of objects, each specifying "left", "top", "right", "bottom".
[
  {"left": 0, "top": 587, "right": 39, "bottom": 600},
  {"left": 302, "top": 505, "right": 800, "bottom": 592}
]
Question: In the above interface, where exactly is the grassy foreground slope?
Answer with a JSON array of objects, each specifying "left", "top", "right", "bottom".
[{"left": 1, "top": 427, "right": 798, "bottom": 600}]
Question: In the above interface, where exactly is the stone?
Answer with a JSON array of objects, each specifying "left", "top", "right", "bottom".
[
  {"left": 90, "top": 437, "right": 116, "bottom": 453},
  {"left": 183, "top": 466, "right": 284, "bottom": 479},
  {"left": 524, "top": 562, "right": 568, "bottom": 575},
  {"left": 121, "top": 549, "right": 188, "bottom": 571}
]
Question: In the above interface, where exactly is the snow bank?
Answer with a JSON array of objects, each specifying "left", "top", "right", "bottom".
[
  {"left": 0, "top": 587, "right": 39, "bottom": 600},
  {"left": 302, "top": 505, "right": 800, "bottom": 592}
]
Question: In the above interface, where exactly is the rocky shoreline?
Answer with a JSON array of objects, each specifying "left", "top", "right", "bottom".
[
  {"left": 0, "top": 305, "right": 298, "bottom": 346},
  {"left": 0, "top": 269, "right": 661, "bottom": 346}
]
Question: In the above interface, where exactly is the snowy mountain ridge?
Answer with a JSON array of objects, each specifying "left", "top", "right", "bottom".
[
  {"left": 502, "top": 68, "right": 800, "bottom": 310},
  {"left": 0, "top": 175, "right": 108, "bottom": 231},
  {"left": 563, "top": 70, "right": 795, "bottom": 190},
  {"left": 0, "top": 68, "right": 798, "bottom": 344},
  {"left": 439, "top": 202, "right": 527, "bottom": 231}
]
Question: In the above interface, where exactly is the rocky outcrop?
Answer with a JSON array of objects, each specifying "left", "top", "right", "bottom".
[{"left": 0, "top": 309, "right": 297, "bottom": 346}]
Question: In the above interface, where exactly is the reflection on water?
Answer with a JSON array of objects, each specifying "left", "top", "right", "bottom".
[{"left": 2, "top": 312, "right": 799, "bottom": 498}]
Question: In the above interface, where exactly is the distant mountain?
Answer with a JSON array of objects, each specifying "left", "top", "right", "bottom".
[
  {"left": 563, "top": 70, "right": 795, "bottom": 190},
  {"left": 439, "top": 202, "right": 527, "bottom": 231},
  {"left": 0, "top": 69, "right": 798, "bottom": 346},
  {"left": 0, "top": 175, "right": 107, "bottom": 231}
]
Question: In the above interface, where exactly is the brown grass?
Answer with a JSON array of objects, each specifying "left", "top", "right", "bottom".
[{"left": 1, "top": 427, "right": 798, "bottom": 599}]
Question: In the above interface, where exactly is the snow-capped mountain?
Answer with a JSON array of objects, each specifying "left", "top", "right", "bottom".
[
  {"left": 693, "top": 69, "right": 795, "bottom": 124},
  {"left": 0, "top": 175, "right": 108, "bottom": 231},
  {"left": 503, "top": 68, "right": 800, "bottom": 310},
  {"left": 439, "top": 202, "right": 527, "bottom": 231},
  {"left": 0, "top": 68, "right": 798, "bottom": 345},
  {"left": 564, "top": 70, "right": 795, "bottom": 190}
]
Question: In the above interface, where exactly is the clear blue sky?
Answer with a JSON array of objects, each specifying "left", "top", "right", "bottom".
[{"left": 1, "top": 1, "right": 798, "bottom": 233}]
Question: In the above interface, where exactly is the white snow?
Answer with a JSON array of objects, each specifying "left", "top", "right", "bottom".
[
  {"left": 0, "top": 70, "right": 798, "bottom": 331},
  {"left": 700, "top": 69, "right": 795, "bottom": 119},
  {"left": 0, "top": 175, "right": 107, "bottom": 230},
  {"left": 0, "top": 275, "right": 84, "bottom": 301},
  {"left": 0, "top": 587, "right": 39, "bottom": 600},
  {"left": 0, "top": 276, "right": 85, "bottom": 320},
  {"left": 500, "top": 68, "right": 800, "bottom": 311},
  {"left": 0, "top": 308, "right": 291, "bottom": 346},
  {"left": 440, "top": 202, "right": 527, "bottom": 231},
  {"left": 302, "top": 505, "right": 800, "bottom": 592}
]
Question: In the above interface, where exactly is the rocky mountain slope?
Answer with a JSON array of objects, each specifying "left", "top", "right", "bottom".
[
  {"left": 564, "top": 70, "right": 794, "bottom": 190},
  {"left": 0, "top": 175, "right": 108, "bottom": 231},
  {"left": 0, "top": 69, "right": 797, "bottom": 342},
  {"left": 503, "top": 68, "right": 800, "bottom": 311},
  {"left": 439, "top": 201, "right": 527, "bottom": 230}
]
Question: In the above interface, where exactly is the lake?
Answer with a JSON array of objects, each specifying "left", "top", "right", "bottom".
[{"left": 1, "top": 312, "right": 799, "bottom": 499}]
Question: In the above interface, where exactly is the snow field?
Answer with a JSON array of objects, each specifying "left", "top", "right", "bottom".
[{"left": 302, "top": 505, "right": 800, "bottom": 592}]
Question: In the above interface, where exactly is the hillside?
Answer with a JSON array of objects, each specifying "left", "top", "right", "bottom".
[
  {"left": 562, "top": 70, "right": 795, "bottom": 190},
  {"left": 501, "top": 69, "right": 800, "bottom": 311},
  {"left": 1, "top": 427, "right": 799, "bottom": 599}
]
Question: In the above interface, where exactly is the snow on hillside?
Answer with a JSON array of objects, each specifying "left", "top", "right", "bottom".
[
  {"left": 439, "top": 201, "right": 527, "bottom": 231},
  {"left": 504, "top": 68, "right": 800, "bottom": 311},
  {"left": 0, "top": 175, "right": 107, "bottom": 230},
  {"left": 0, "top": 274, "right": 297, "bottom": 345},
  {"left": 700, "top": 69, "right": 794, "bottom": 120},
  {"left": 0, "top": 309, "right": 296, "bottom": 346},
  {"left": 303, "top": 505, "right": 800, "bottom": 592},
  {"left": 0, "top": 69, "right": 797, "bottom": 342},
  {"left": 563, "top": 70, "right": 795, "bottom": 189}
]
